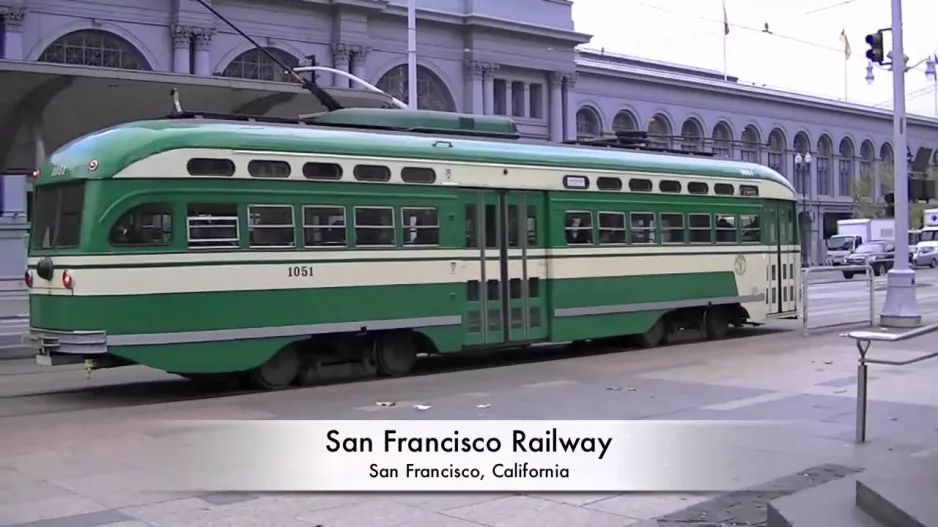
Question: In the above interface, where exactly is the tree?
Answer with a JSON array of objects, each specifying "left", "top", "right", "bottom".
[
  {"left": 851, "top": 161, "right": 892, "bottom": 219},
  {"left": 852, "top": 161, "right": 938, "bottom": 229}
]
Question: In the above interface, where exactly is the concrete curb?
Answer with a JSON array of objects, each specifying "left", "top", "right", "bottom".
[{"left": 0, "top": 346, "right": 33, "bottom": 361}]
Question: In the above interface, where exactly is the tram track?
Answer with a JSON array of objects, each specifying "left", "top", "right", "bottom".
[{"left": 0, "top": 326, "right": 784, "bottom": 418}]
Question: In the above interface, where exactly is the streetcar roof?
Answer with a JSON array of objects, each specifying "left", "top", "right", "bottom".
[{"left": 39, "top": 118, "right": 794, "bottom": 192}]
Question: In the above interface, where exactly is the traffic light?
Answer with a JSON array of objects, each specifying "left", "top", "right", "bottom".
[
  {"left": 884, "top": 192, "right": 895, "bottom": 218},
  {"left": 866, "top": 31, "right": 885, "bottom": 64}
]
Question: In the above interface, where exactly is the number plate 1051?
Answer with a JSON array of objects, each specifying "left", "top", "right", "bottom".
[{"left": 288, "top": 265, "right": 314, "bottom": 277}]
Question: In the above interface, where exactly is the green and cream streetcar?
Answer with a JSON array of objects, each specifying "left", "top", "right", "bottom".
[{"left": 26, "top": 106, "right": 799, "bottom": 390}]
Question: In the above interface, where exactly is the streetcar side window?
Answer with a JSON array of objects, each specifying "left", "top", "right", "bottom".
[
  {"left": 564, "top": 211, "right": 593, "bottom": 245},
  {"left": 629, "top": 212, "right": 656, "bottom": 244},
  {"left": 660, "top": 213, "right": 686, "bottom": 243},
  {"left": 248, "top": 205, "right": 295, "bottom": 248},
  {"left": 401, "top": 207, "right": 440, "bottom": 246},
  {"left": 598, "top": 212, "right": 626, "bottom": 244},
  {"left": 248, "top": 160, "right": 291, "bottom": 178},
  {"left": 714, "top": 183, "right": 735, "bottom": 195},
  {"left": 715, "top": 214, "right": 738, "bottom": 243},
  {"left": 354, "top": 165, "right": 391, "bottom": 182},
  {"left": 109, "top": 204, "right": 173, "bottom": 246},
  {"left": 689, "top": 214, "right": 712, "bottom": 243},
  {"left": 303, "top": 206, "right": 347, "bottom": 247},
  {"left": 740, "top": 213, "right": 760, "bottom": 243},
  {"left": 187, "top": 204, "right": 239, "bottom": 249},
  {"left": 354, "top": 207, "right": 395, "bottom": 246}
]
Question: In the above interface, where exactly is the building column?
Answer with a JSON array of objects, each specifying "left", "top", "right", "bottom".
[
  {"left": 548, "top": 72, "right": 563, "bottom": 142},
  {"left": 350, "top": 46, "right": 369, "bottom": 87},
  {"left": 562, "top": 73, "right": 577, "bottom": 141},
  {"left": 171, "top": 25, "right": 191, "bottom": 74},
  {"left": 1, "top": 6, "right": 26, "bottom": 60},
  {"left": 191, "top": 28, "right": 214, "bottom": 76},
  {"left": 522, "top": 83, "right": 530, "bottom": 119},
  {"left": 332, "top": 44, "right": 350, "bottom": 88},
  {"left": 464, "top": 61, "right": 484, "bottom": 115},
  {"left": 482, "top": 64, "right": 498, "bottom": 115}
]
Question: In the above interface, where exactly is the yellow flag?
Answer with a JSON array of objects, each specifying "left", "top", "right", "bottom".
[{"left": 840, "top": 29, "right": 851, "bottom": 59}]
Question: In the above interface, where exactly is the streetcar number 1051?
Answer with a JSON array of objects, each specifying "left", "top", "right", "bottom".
[{"left": 288, "top": 265, "right": 314, "bottom": 277}]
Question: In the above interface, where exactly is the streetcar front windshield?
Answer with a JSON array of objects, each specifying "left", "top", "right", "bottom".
[{"left": 31, "top": 182, "right": 85, "bottom": 250}]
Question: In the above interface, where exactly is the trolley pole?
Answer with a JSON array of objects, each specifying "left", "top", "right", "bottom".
[
  {"left": 407, "top": 0, "right": 418, "bottom": 110},
  {"left": 880, "top": 0, "right": 921, "bottom": 327}
]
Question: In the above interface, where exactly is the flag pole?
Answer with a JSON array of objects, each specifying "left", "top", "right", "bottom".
[
  {"left": 722, "top": 0, "right": 728, "bottom": 80},
  {"left": 843, "top": 57, "right": 848, "bottom": 101},
  {"left": 407, "top": 0, "right": 417, "bottom": 109}
]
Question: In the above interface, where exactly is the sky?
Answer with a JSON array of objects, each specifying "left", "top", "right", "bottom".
[{"left": 571, "top": 0, "right": 938, "bottom": 118}]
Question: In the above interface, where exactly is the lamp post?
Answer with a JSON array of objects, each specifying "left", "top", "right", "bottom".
[
  {"left": 879, "top": 0, "right": 920, "bottom": 327},
  {"left": 926, "top": 54, "right": 937, "bottom": 117},
  {"left": 795, "top": 152, "right": 814, "bottom": 266}
]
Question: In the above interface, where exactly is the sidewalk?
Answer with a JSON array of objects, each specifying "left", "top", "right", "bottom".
[{"left": 3, "top": 323, "right": 938, "bottom": 526}]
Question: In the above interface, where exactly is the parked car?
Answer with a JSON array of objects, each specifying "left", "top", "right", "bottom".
[
  {"left": 842, "top": 240, "right": 895, "bottom": 279},
  {"left": 911, "top": 245, "right": 938, "bottom": 268}
]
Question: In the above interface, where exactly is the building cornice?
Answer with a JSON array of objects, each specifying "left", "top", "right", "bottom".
[{"left": 574, "top": 59, "right": 938, "bottom": 128}]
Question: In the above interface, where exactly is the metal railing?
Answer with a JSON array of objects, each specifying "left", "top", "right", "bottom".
[
  {"left": 843, "top": 323, "right": 938, "bottom": 443},
  {"left": 801, "top": 265, "right": 875, "bottom": 336}
]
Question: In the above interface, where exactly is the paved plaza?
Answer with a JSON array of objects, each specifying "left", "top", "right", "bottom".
[{"left": 2, "top": 300, "right": 938, "bottom": 526}]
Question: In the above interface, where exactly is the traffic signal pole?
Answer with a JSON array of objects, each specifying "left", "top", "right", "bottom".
[{"left": 879, "top": 0, "right": 921, "bottom": 327}]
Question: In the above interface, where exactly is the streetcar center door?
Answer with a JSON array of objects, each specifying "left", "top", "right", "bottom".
[{"left": 461, "top": 189, "right": 547, "bottom": 347}]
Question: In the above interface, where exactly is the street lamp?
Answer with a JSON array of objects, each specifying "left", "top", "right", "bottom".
[
  {"left": 794, "top": 153, "right": 814, "bottom": 266},
  {"left": 874, "top": 0, "right": 920, "bottom": 327},
  {"left": 926, "top": 54, "right": 937, "bottom": 117}
]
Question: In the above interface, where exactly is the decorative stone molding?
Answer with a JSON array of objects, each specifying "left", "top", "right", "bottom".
[
  {"left": 350, "top": 45, "right": 370, "bottom": 64},
  {"left": 563, "top": 72, "right": 577, "bottom": 88},
  {"left": 548, "top": 71, "right": 565, "bottom": 86},
  {"left": 481, "top": 62, "right": 500, "bottom": 75},
  {"left": 464, "top": 60, "right": 485, "bottom": 78},
  {"left": 171, "top": 25, "right": 191, "bottom": 48},
  {"left": 0, "top": 6, "right": 26, "bottom": 31},
  {"left": 332, "top": 43, "right": 350, "bottom": 64},
  {"left": 190, "top": 27, "right": 215, "bottom": 50}
]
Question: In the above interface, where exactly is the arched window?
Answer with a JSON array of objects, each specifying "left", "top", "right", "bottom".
[
  {"left": 647, "top": 113, "right": 672, "bottom": 149},
  {"left": 680, "top": 118, "right": 703, "bottom": 151},
  {"left": 711, "top": 121, "right": 733, "bottom": 158},
  {"left": 576, "top": 107, "right": 601, "bottom": 138},
  {"left": 837, "top": 138, "right": 855, "bottom": 197},
  {"left": 793, "top": 132, "right": 811, "bottom": 195},
  {"left": 740, "top": 125, "right": 762, "bottom": 163},
  {"left": 38, "top": 30, "right": 150, "bottom": 70},
  {"left": 816, "top": 135, "right": 834, "bottom": 196},
  {"left": 376, "top": 65, "right": 456, "bottom": 112},
  {"left": 879, "top": 142, "right": 894, "bottom": 197},
  {"left": 221, "top": 47, "right": 299, "bottom": 83},
  {"left": 612, "top": 111, "right": 637, "bottom": 132},
  {"left": 766, "top": 128, "right": 786, "bottom": 176}
]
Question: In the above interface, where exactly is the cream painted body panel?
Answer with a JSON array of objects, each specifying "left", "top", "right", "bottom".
[
  {"left": 112, "top": 148, "right": 797, "bottom": 201},
  {"left": 27, "top": 246, "right": 798, "bottom": 323}
]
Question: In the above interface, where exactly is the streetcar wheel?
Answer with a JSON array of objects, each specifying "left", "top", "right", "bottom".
[
  {"left": 249, "top": 347, "right": 299, "bottom": 390},
  {"left": 704, "top": 307, "right": 729, "bottom": 340},
  {"left": 635, "top": 318, "right": 665, "bottom": 348},
  {"left": 374, "top": 332, "right": 418, "bottom": 377}
]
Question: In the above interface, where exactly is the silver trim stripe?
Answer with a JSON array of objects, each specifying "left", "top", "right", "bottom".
[
  {"left": 554, "top": 294, "right": 764, "bottom": 318},
  {"left": 107, "top": 315, "right": 463, "bottom": 347}
]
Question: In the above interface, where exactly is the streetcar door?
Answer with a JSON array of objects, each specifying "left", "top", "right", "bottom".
[
  {"left": 461, "top": 189, "right": 546, "bottom": 347},
  {"left": 763, "top": 202, "right": 783, "bottom": 314},
  {"left": 778, "top": 201, "right": 799, "bottom": 314}
]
